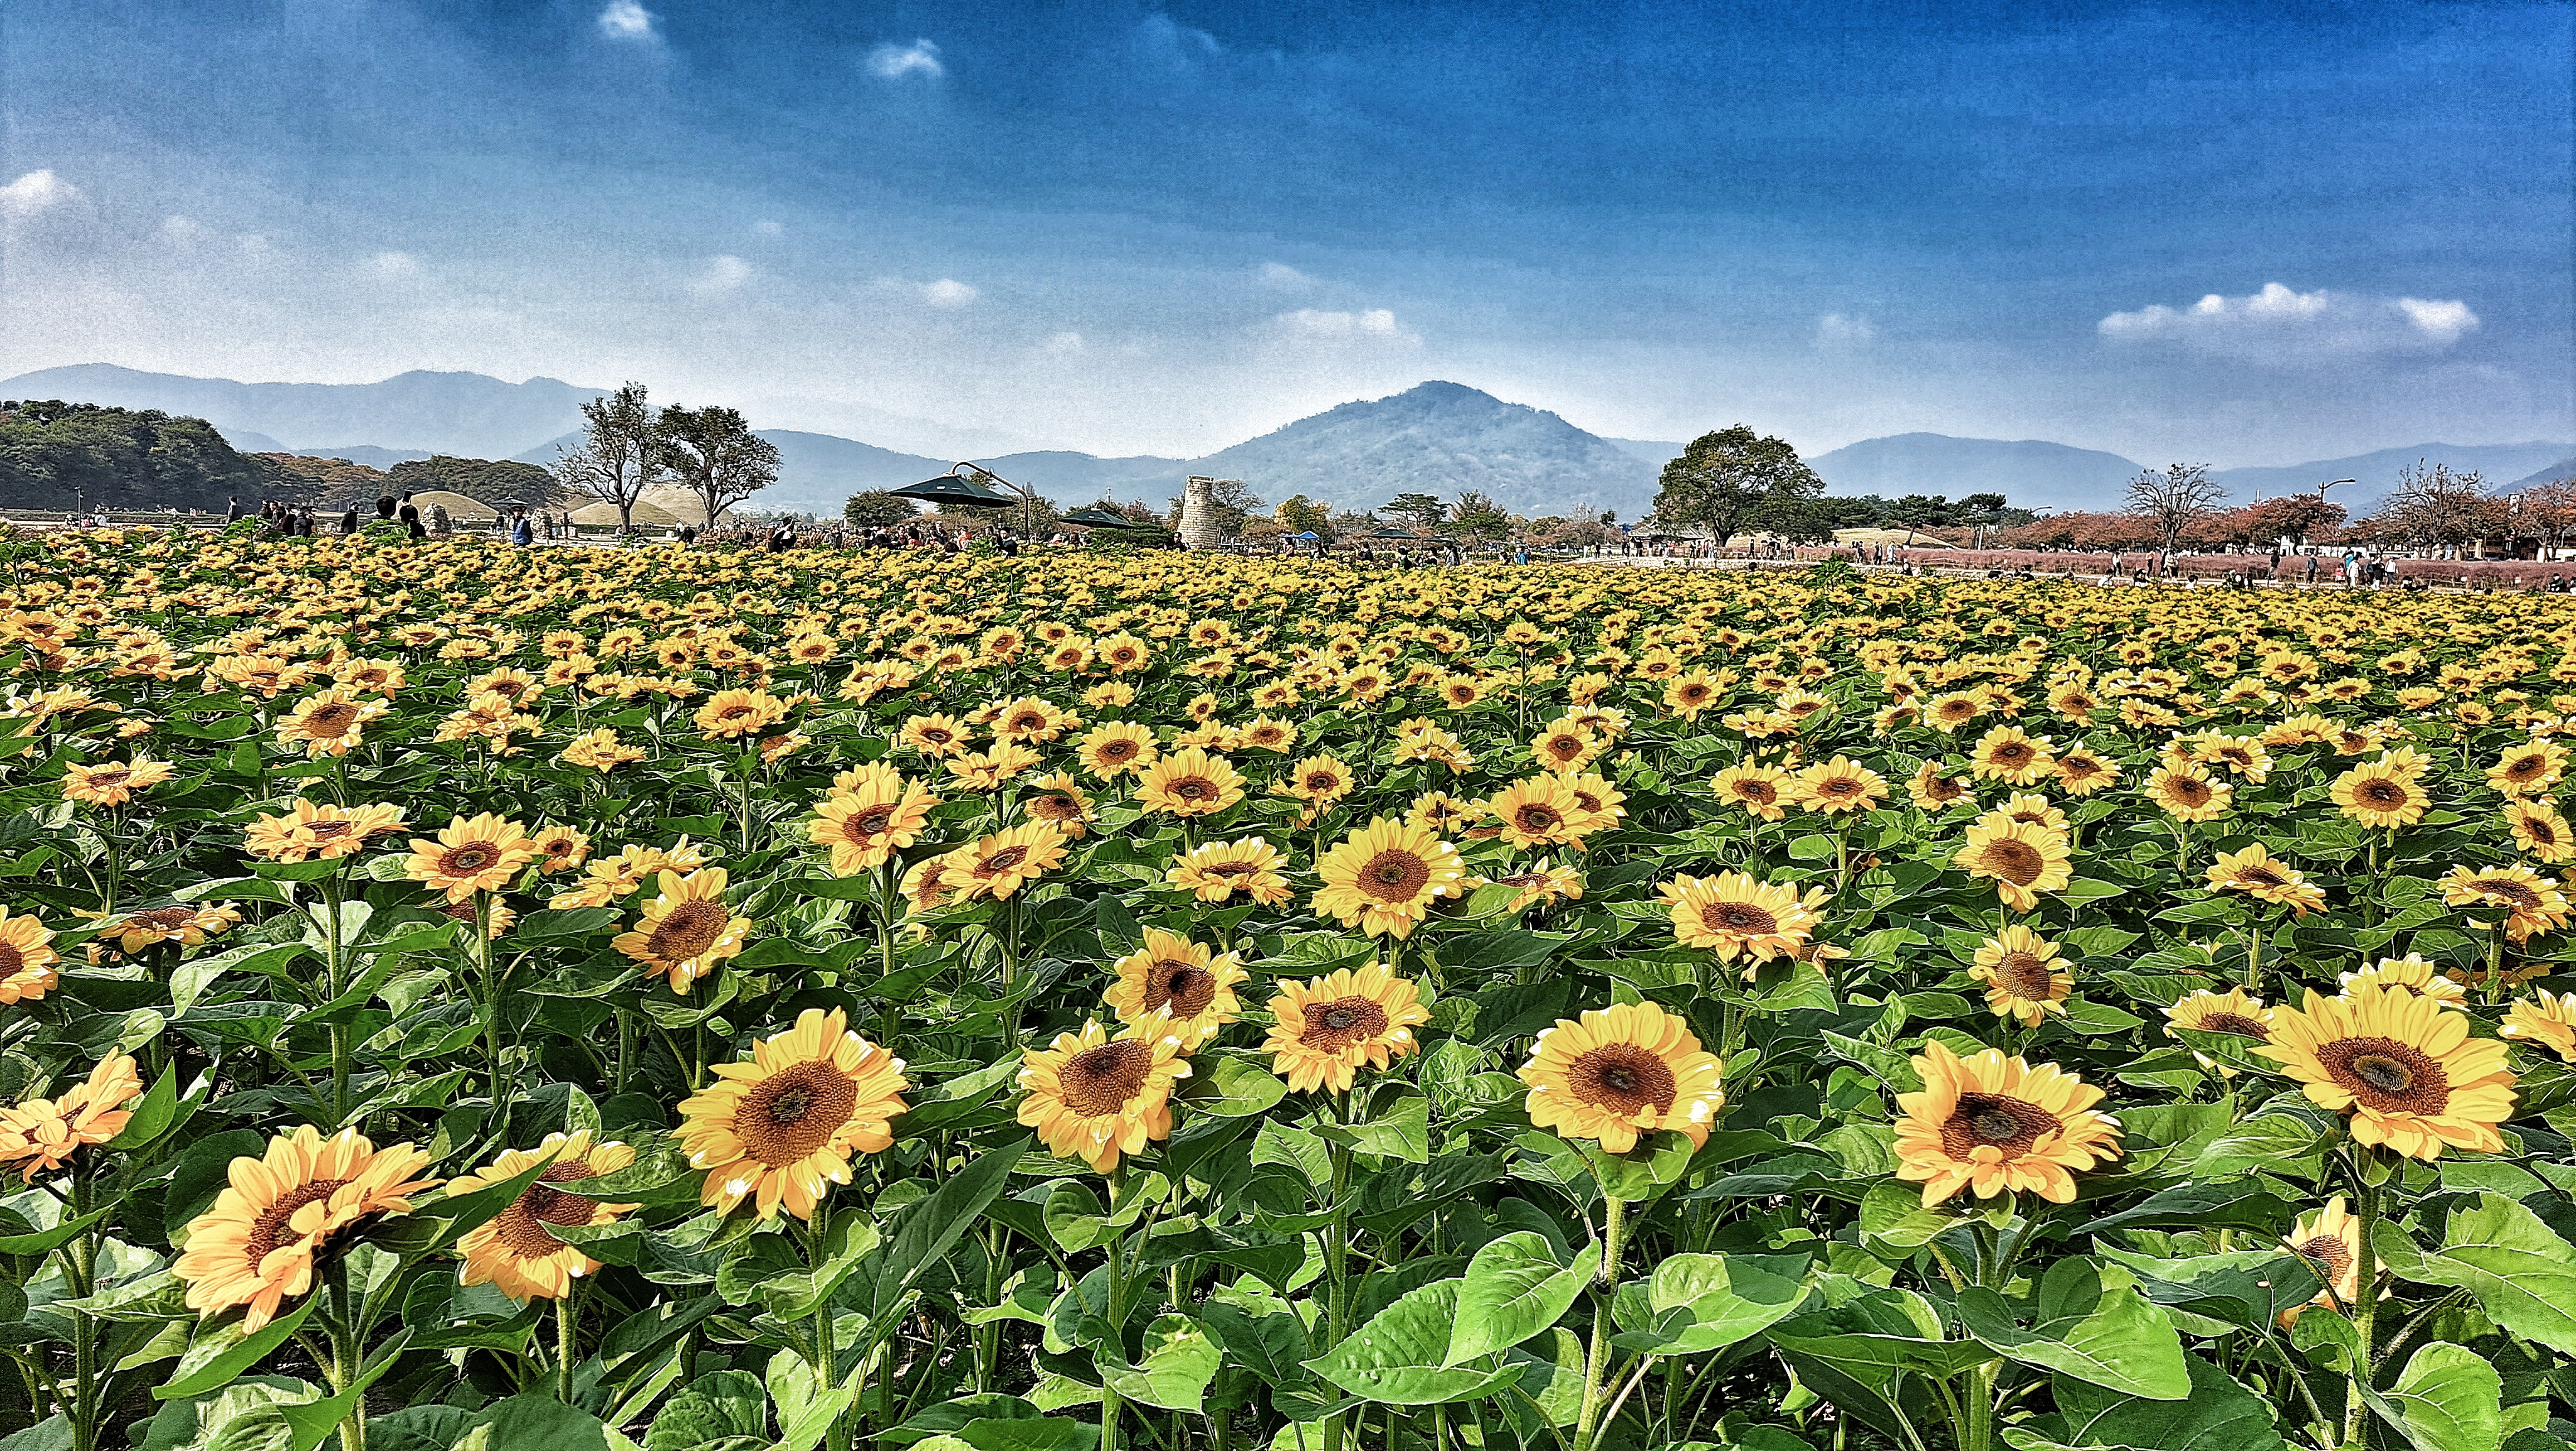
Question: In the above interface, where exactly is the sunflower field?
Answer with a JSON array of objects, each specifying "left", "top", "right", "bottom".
[{"left": 1, "top": 530, "right": 2574, "bottom": 1451}]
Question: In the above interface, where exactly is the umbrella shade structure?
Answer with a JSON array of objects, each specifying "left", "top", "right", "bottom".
[
  {"left": 1064, "top": 507, "right": 1146, "bottom": 528},
  {"left": 893, "top": 474, "right": 1015, "bottom": 508}
]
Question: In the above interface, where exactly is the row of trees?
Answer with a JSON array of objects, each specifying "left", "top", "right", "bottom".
[{"left": 553, "top": 383, "right": 780, "bottom": 533}]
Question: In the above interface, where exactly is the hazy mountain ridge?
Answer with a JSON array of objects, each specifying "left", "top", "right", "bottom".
[{"left": 5, "top": 364, "right": 2565, "bottom": 523}]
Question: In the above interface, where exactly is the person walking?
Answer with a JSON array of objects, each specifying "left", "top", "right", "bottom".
[
  {"left": 511, "top": 511, "right": 534, "bottom": 547},
  {"left": 397, "top": 494, "right": 424, "bottom": 539},
  {"left": 340, "top": 502, "right": 360, "bottom": 535},
  {"left": 223, "top": 496, "right": 245, "bottom": 524}
]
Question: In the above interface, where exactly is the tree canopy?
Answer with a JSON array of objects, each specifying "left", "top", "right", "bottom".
[
  {"left": 1647, "top": 425, "right": 1824, "bottom": 543},
  {"left": 0, "top": 401, "right": 264, "bottom": 512},
  {"left": 843, "top": 490, "right": 919, "bottom": 529}
]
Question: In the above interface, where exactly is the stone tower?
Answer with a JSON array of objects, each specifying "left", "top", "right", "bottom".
[{"left": 1178, "top": 476, "right": 1224, "bottom": 551}]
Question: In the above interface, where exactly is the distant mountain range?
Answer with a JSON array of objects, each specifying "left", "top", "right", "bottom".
[{"left": 4, "top": 363, "right": 2565, "bottom": 521}]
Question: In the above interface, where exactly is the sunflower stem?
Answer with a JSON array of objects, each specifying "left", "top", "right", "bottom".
[
  {"left": 2343, "top": 1152, "right": 2383, "bottom": 1450},
  {"left": 1570, "top": 1194, "right": 1629, "bottom": 1451},
  {"left": 555, "top": 1280, "right": 582, "bottom": 1401}
]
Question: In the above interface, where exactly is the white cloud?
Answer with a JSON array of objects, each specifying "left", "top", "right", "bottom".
[
  {"left": 690, "top": 255, "right": 752, "bottom": 295},
  {"left": 1273, "top": 308, "right": 1418, "bottom": 345},
  {"left": 923, "top": 277, "right": 977, "bottom": 307},
  {"left": 1043, "top": 332, "right": 1086, "bottom": 354},
  {"left": 369, "top": 250, "right": 422, "bottom": 278},
  {"left": 157, "top": 216, "right": 204, "bottom": 244},
  {"left": 597, "top": 0, "right": 656, "bottom": 42},
  {"left": 1816, "top": 313, "right": 1874, "bottom": 348},
  {"left": 867, "top": 38, "right": 944, "bottom": 80},
  {"left": 2098, "top": 281, "right": 2479, "bottom": 363},
  {"left": 1258, "top": 262, "right": 1314, "bottom": 291},
  {"left": 1135, "top": 14, "right": 1221, "bottom": 71},
  {"left": 0, "top": 169, "right": 80, "bottom": 218},
  {"left": 753, "top": 220, "right": 784, "bottom": 237}
]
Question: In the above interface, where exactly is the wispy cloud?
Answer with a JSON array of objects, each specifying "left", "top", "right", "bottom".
[
  {"left": 1815, "top": 313, "right": 1874, "bottom": 348},
  {"left": 369, "top": 250, "right": 422, "bottom": 278},
  {"left": 1275, "top": 308, "right": 1416, "bottom": 343},
  {"left": 1258, "top": 262, "right": 1313, "bottom": 291},
  {"left": 1135, "top": 14, "right": 1221, "bottom": 72},
  {"left": 752, "top": 220, "right": 784, "bottom": 237},
  {"left": 867, "top": 39, "right": 944, "bottom": 80},
  {"left": 690, "top": 255, "right": 752, "bottom": 295},
  {"left": 0, "top": 169, "right": 80, "bottom": 218},
  {"left": 1043, "top": 331, "right": 1085, "bottom": 354},
  {"left": 923, "top": 277, "right": 977, "bottom": 307},
  {"left": 2098, "top": 282, "right": 2479, "bottom": 363},
  {"left": 596, "top": 0, "right": 657, "bottom": 43}
]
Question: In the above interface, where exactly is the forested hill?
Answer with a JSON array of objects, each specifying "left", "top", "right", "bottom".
[{"left": 0, "top": 400, "right": 264, "bottom": 513}]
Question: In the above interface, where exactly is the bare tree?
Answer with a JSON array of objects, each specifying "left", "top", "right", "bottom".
[
  {"left": 656, "top": 404, "right": 782, "bottom": 531},
  {"left": 2384, "top": 460, "right": 2501, "bottom": 551},
  {"left": 2517, "top": 478, "right": 2576, "bottom": 559},
  {"left": 552, "top": 382, "right": 664, "bottom": 535},
  {"left": 2124, "top": 463, "right": 2224, "bottom": 554}
]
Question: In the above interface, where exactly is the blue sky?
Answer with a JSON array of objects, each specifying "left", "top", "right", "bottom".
[{"left": 2, "top": 0, "right": 2568, "bottom": 462}]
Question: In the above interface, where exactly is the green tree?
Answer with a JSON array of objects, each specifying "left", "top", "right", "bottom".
[
  {"left": 1648, "top": 425, "right": 1823, "bottom": 544},
  {"left": 1449, "top": 490, "right": 1515, "bottom": 542},
  {"left": 0, "top": 401, "right": 264, "bottom": 513},
  {"left": 1275, "top": 494, "right": 1333, "bottom": 538},
  {"left": 552, "top": 382, "right": 665, "bottom": 535},
  {"left": 1383, "top": 491, "right": 1448, "bottom": 528},
  {"left": 656, "top": 404, "right": 782, "bottom": 530},
  {"left": 844, "top": 490, "right": 919, "bottom": 529}
]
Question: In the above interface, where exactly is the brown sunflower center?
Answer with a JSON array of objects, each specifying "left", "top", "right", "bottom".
[
  {"left": 2505, "top": 756, "right": 2546, "bottom": 781},
  {"left": 1546, "top": 737, "right": 1584, "bottom": 761},
  {"left": 2359, "top": 780, "right": 2407, "bottom": 807},
  {"left": 2528, "top": 818, "right": 2561, "bottom": 845},
  {"left": 1976, "top": 839, "right": 2046, "bottom": 885},
  {"left": 1247, "top": 728, "right": 1287, "bottom": 746},
  {"left": 1201, "top": 860, "right": 1257, "bottom": 877},
  {"left": 1099, "top": 740, "right": 1139, "bottom": 762},
  {"left": 1169, "top": 777, "right": 1214, "bottom": 802},
  {"left": 2293, "top": 1234, "right": 2354, "bottom": 1284},
  {"left": 1301, "top": 996, "right": 1391, "bottom": 1050},
  {"left": 0, "top": 944, "right": 21, "bottom": 975},
  {"left": 2165, "top": 778, "right": 2212, "bottom": 807},
  {"left": 2235, "top": 864, "right": 2289, "bottom": 888},
  {"left": 734, "top": 1061, "right": 860, "bottom": 1165},
  {"left": 87, "top": 769, "right": 131, "bottom": 788},
  {"left": 1815, "top": 776, "right": 1865, "bottom": 800},
  {"left": 133, "top": 907, "right": 196, "bottom": 931},
  {"left": 305, "top": 703, "right": 360, "bottom": 734},
  {"left": 843, "top": 806, "right": 897, "bottom": 840},
  {"left": 1060, "top": 1041, "right": 1153, "bottom": 1117},
  {"left": 243, "top": 1179, "right": 352, "bottom": 1266},
  {"left": 979, "top": 846, "right": 1031, "bottom": 874},
  {"left": 2472, "top": 877, "right": 2544, "bottom": 910},
  {"left": 1735, "top": 780, "right": 1777, "bottom": 805},
  {"left": 1990, "top": 743, "right": 2032, "bottom": 766},
  {"left": 1678, "top": 887, "right": 1769, "bottom": 938},
  {"left": 1940, "top": 1092, "right": 2060, "bottom": 1160},
  {"left": 307, "top": 820, "right": 353, "bottom": 840},
  {"left": 2195, "top": 1012, "right": 2268, "bottom": 1039},
  {"left": 1564, "top": 1043, "right": 1679, "bottom": 1116},
  {"left": 1514, "top": 804, "right": 1563, "bottom": 832},
  {"left": 1146, "top": 961, "right": 1217, "bottom": 1016},
  {"left": 648, "top": 899, "right": 730, "bottom": 962},
  {"left": 1360, "top": 850, "right": 1432, "bottom": 902},
  {"left": 2318, "top": 1036, "right": 2447, "bottom": 1113},
  {"left": 441, "top": 843, "right": 500, "bottom": 875},
  {"left": 1995, "top": 951, "right": 2055, "bottom": 999}
]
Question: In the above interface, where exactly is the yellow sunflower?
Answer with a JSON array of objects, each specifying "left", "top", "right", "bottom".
[
  {"left": 1953, "top": 815, "right": 2074, "bottom": 912},
  {"left": 2278, "top": 1197, "right": 2375, "bottom": 1327},
  {"left": 1261, "top": 964, "right": 1430, "bottom": 1094},
  {"left": 1023, "top": 772, "right": 1097, "bottom": 840},
  {"left": 1968, "top": 725, "right": 2056, "bottom": 786},
  {"left": 613, "top": 868, "right": 752, "bottom": 992},
  {"left": 695, "top": 688, "right": 789, "bottom": 741},
  {"left": 0, "top": 1052, "right": 140, "bottom": 1182},
  {"left": 1657, "top": 871, "right": 1823, "bottom": 965},
  {"left": 2165, "top": 986, "right": 2273, "bottom": 1045},
  {"left": 1103, "top": 930, "right": 1248, "bottom": 1049},
  {"left": 1519, "top": 1001, "right": 1726, "bottom": 1154},
  {"left": 1484, "top": 775, "right": 1585, "bottom": 850},
  {"left": 2331, "top": 759, "right": 2430, "bottom": 830},
  {"left": 1533, "top": 720, "right": 1605, "bottom": 774},
  {"left": 946, "top": 821, "right": 1071, "bottom": 902},
  {"left": 1710, "top": 763, "right": 1795, "bottom": 821},
  {"left": 2438, "top": 863, "right": 2574, "bottom": 942},
  {"left": 404, "top": 814, "right": 538, "bottom": 903},
  {"left": 2203, "top": 843, "right": 2327, "bottom": 916},
  {"left": 2504, "top": 800, "right": 2575, "bottom": 863},
  {"left": 1136, "top": 747, "right": 1247, "bottom": 818},
  {"left": 2053, "top": 748, "right": 2118, "bottom": 796},
  {"left": 676, "top": 1007, "right": 908, "bottom": 1220},
  {"left": 1968, "top": 925, "right": 2074, "bottom": 1026},
  {"left": 1311, "top": 817, "right": 1467, "bottom": 939},
  {"left": 2502, "top": 989, "right": 2576, "bottom": 1063},
  {"left": 1489, "top": 860, "right": 1584, "bottom": 911},
  {"left": 1164, "top": 837, "right": 1294, "bottom": 905},
  {"left": 2260, "top": 985, "right": 2515, "bottom": 1159},
  {"left": 61, "top": 757, "right": 176, "bottom": 807},
  {"left": 0, "top": 908, "right": 61, "bottom": 1005},
  {"left": 1907, "top": 761, "right": 1975, "bottom": 812},
  {"left": 453, "top": 1132, "right": 641, "bottom": 1302},
  {"left": 175, "top": 1127, "right": 440, "bottom": 1331},
  {"left": 274, "top": 687, "right": 388, "bottom": 759},
  {"left": 1793, "top": 756, "right": 1890, "bottom": 815},
  {"left": 1892, "top": 1041, "right": 2122, "bottom": 1206},
  {"left": 2146, "top": 766, "right": 2233, "bottom": 823},
  {"left": 1016, "top": 1018, "right": 1191, "bottom": 1173},
  {"left": 808, "top": 778, "right": 939, "bottom": 875},
  {"left": 2338, "top": 954, "right": 2468, "bottom": 1006},
  {"left": 2486, "top": 740, "right": 2567, "bottom": 797}
]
